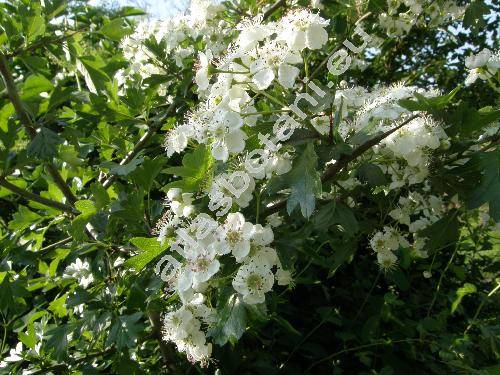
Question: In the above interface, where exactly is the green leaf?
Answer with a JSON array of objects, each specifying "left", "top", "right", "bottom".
[
  {"left": 70, "top": 200, "right": 97, "bottom": 242},
  {"left": 398, "top": 87, "right": 460, "bottom": 113},
  {"left": 99, "top": 18, "right": 132, "bottom": 41},
  {"left": 313, "top": 201, "right": 359, "bottom": 236},
  {"left": 48, "top": 85, "right": 74, "bottom": 111},
  {"left": 43, "top": 0, "right": 67, "bottom": 20},
  {"left": 165, "top": 144, "right": 215, "bottom": 192},
  {"left": 77, "top": 56, "right": 112, "bottom": 93},
  {"left": 125, "top": 237, "right": 170, "bottom": 271},
  {"left": 25, "top": 14, "right": 45, "bottom": 43},
  {"left": 18, "top": 323, "right": 37, "bottom": 349},
  {"left": 327, "top": 241, "right": 357, "bottom": 278},
  {"left": 0, "top": 272, "right": 13, "bottom": 310},
  {"left": 130, "top": 156, "right": 166, "bottom": 192},
  {"left": 114, "top": 6, "right": 147, "bottom": 17},
  {"left": 208, "top": 294, "right": 247, "bottom": 346},
  {"left": 8, "top": 206, "right": 42, "bottom": 232},
  {"left": 451, "top": 283, "right": 477, "bottom": 314},
  {"left": 90, "top": 183, "right": 110, "bottom": 211},
  {"left": 45, "top": 324, "right": 71, "bottom": 361},
  {"left": 21, "top": 74, "right": 53, "bottom": 100},
  {"left": 27, "top": 127, "right": 63, "bottom": 160},
  {"left": 419, "top": 212, "right": 460, "bottom": 253},
  {"left": 48, "top": 294, "right": 68, "bottom": 318},
  {"left": 466, "top": 151, "right": 500, "bottom": 221},
  {"left": 102, "top": 157, "right": 144, "bottom": 176},
  {"left": 106, "top": 312, "right": 144, "bottom": 350},
  {"left": 281, "top": 143, "right": 321, "bottom": 219},
  {"left": 449, "top": 104, "right": 500, "bottom": 137},
  {"left": 463, "top": 0, "right": 489, "bottom": 32},
  {"left": 356, "top": 163, "right": 387, "bottom": 187}
]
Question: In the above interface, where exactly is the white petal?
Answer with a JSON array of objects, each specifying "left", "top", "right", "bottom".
[
  {"left": 195, "top": 69, "right": 209, "bottom": 91},
  {"left": 278, "top": 63, "right": 300, "bottom": 89},
  {"left": 289, "top": 30, "right": 306, "bottom": 51},
  {"left": 212, "top": 142, "right": 229, "bottom": 162},
  {"left": 306, "top": 24, "right": 328, "bottom": 50},
  {"left": 225, "top": 129, "right": 247, "bottom": 153},
  {"left": 232, "top": 240, "right": 250, "bottom": 262},
  {"left": 252, "top": 68, "right": 275, "bottom": 90},
  {"left": 223, "top": 111, "right": 243, "bottom": 130},
  {"left": 178, "top": 268, "right": 193, "bottom": 291}
]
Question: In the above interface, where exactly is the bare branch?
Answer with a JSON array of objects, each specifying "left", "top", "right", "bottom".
[
  {"left": 0, "top": 54, "right": 78, "bottom": 205},
  {"left": 263, "top": 0, "right": 286, "bottom": 21},
  {"left": 0, "top": 176, "right": 77, "bottom": 214},
  {"left": 264, "top": 114, "right": 420, "bottom": 215}
]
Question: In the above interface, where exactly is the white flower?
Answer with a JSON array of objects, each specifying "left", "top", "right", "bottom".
[
  {"left": 208, "top": 172, "right": 255, "bottom": 211},
  {"left": 377, "top": 251, "right": 398, "bottom": 271},
  {"left": 163, "top": 307, "right": 196, "bottom": 342},
  {"left": 266, "top": 213, "right": 283, "bottom": 227},
  {"left": 465, "top": 48, "right": 492, "bottom": 69},
  {"left": 176, "top": 242, "right": 220, "bottom": 291},
  {"left": 2, "top": 342, "right": 23, "bottom": 363},
  {"left": 249, "top": 41, "right": 302, "bottom": 89},
  {"left": 63, "top": 259, "right": 94, "bottom": 288},
  {"left": 278, "top": 10, "right": 330, "bottom": 51},
  {"left": 195, "top": 50, "right": 213, "bottom": 91},
  {"left": 167, "top": 188, "right": 195, "bottom": 218},
  {"left": 216, "top": 213, "right": 255, "bottom": 262},
  {"left": 232, "top": 261, "right": 274, "bottom": 304},
  {"left": 276, "top": 266, "right": 293, "bottom": 286},
  {"left": 165, "top": 125, "right": 190, "bottom": 157},
  {"left": 209, "top": 110, "right": 247, "bottom": 162},
  {"left": 236, "top": 18, "right": 271, "bottom": 52}
]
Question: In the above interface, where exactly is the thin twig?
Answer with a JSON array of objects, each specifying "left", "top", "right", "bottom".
[
  {"left": 148, "top": 310, "right": 182, "bottom": 374},
  {"left": 0, "top": 176, "right": 76, "bottom": 214},
  {"left": 0, "top": 54, "right": 78, "bottom": 205},
  {"left": 306, "top": 338, "right": 429, "bottom": 371},
  {"left": 264, "top": 115, "right": 419, "bottom": 215},
  {"left": 5, "top": 29, "right": 86, "bottom": 58},
  {"left": 464, "top": 282, "right": 500, "bottom": 335},
  {"left": 101, "top": 102, "right": 177, "bottom": 188},
  {"left": 427, "top": 238, "right": 460, "bottom": 317},
  {"left": 262, "top": 0, "right": 286, "bottom": 21},
  {"left": 39, "top": 236, "right": 73, "bottom": 253}
]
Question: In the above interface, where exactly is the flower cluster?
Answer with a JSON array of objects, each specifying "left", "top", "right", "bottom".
[
  {"left": 369, "top": 227, "right": 409, "bottom": 270},
  {"left": 116, "top": 0, "right": 229, "bottom": 95},
  {"left": 128, "top": 1, "right": 488, "bottom": 366},
  {"left": 165, "top": 9, "right": 331, "bottom": 161},
  {"left": 62, "top": 258, "right": 94, "bottom": 289},
  {"left": 378, "top": 0, "right": 465, "bottom": 37},
  {"left": 464, "top": 48, "right": 499, "bottom": 86},
  {"left": 159, "top": 206, "right": 290, "bottom": 364},
  {"left": 155, "top": 4, "right": 467, "bottom": 363}
]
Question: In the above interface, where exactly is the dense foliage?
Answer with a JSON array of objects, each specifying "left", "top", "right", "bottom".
[{"left": 0, "top": 0, "right": 499, "bottom": 373}]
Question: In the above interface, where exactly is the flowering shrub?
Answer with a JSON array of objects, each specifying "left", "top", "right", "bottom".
[{"left": 0, "top": 0, "right": 498, "bottom": 373}]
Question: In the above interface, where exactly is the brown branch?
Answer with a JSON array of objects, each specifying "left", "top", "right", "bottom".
[
  {"left": 0, "top": 54, "right": 37, "bottom": 137},
  {"left": 39, "top": 236, "right": 73, "bottom": 254},
  {"left": 101, "top": 102, "right": 177, "bottom": 189},
  {"left": 263, "top": 0, "right": 286, "bottom": 21},
  {"left": 5, "top": 29, "right": 86, "bottom": 59},
  {"left": 148, "top": 310, "right": 181, "bottom": 374},
  {"left": 321, "top": 114, "right": 419, "bottom": 182},
  {"left": 0, "top": 176, "right": 76, "bottom": 214},
  {"left": 264, "top": 114, "right": 420, "bottom": 215},
  {"left": 0, "top": 54, "right": 78, "bottom": 205}
]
